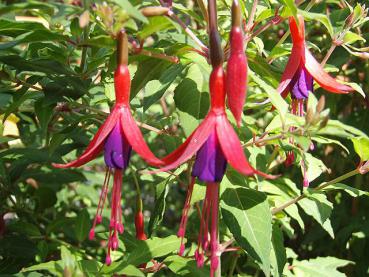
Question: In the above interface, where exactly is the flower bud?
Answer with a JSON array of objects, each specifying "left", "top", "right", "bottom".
[
  {"left": 226, "top": 0, "right": 247, "bottom": 126},
  {"left": 316, "top": 95, "right": 325, "bottom": 113},
  {"left": 305, "top": 107, "right": 314, "bottom": 125},
  {"left": 135, "top": 212, "right": 147, "bottom": 240},
  {"left": 141, "top": 6, "right": 169, "bottom": 17},
  {"left": 319, "top": 116, "right": 329, "bottom": 129}
]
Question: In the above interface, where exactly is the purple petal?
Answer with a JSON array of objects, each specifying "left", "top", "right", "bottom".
[
  {"left": 192, "top": 130, "right": 227, "bottom": 182},
  {"left": 290, "top": 65, "right": 313, "bottom": 100},
  {"left": 104, "top": 122, "right": 131, "bottom": 169}
]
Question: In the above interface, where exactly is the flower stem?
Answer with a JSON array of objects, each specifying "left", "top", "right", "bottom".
[
  {"left": 268, "top": 0, "right": 316, "bottom": 62},
  {"left": 271, "top": 168, "right": 360, "bottom": 214},
  {"left": 245, "top": 0, "right": 258, "bottom": 32},
  {"left": 160, "top": 1, "right": 208, "bottom": 52},
  {"left": 320, "top": 43, "right": 336, "bottom": 66},
  {"left": 80, "top": 0, "right": 89, "bottom": 73}
]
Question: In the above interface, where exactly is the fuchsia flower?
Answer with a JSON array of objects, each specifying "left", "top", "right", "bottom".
[
  {"left": 278, "top": 15, "right": 354, "bottom": 102},
  {"left": 154, "top": 65, "right": 275, "bottom": 275},
  {"left": 279, "top": 15, "right": 354, "bottom": 186},
  {"left": 151, "top": 3, "right": 276, "bottom": 274},
  {"left": 53, "top": 31, "right": 161, "bottom": 265}
]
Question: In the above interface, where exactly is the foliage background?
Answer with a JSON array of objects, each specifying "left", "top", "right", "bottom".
[{"left": 0, "top": 0, "right": 369, "bottom": 276}]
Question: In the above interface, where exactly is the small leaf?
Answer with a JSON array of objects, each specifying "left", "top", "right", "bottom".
[
  {"left": 300, "top": 10, "right": 334, "bottom": 36},
  {"left": 322, "top": 183, "right": 369, "bottom": 197},
  {"left": 74, "top": 208, "right": 90, "bottom": 242},
  {"left": 138, "top": 16, "right": 174, "bottom": 39},
  {"left": 148, "top": 178, "right": 171, "bottom": 236},
  {"left": 343, "top": 31, "right": 366, "bottom": 45},
  {"left": 292, "top": 256, "right": 353, "bottom": 277},
  {"left": 352, "top": 137, "right": 369, "bottom": 160},
  {"left": 299, "top": 192, "right": 333, "bottom": 237},
  {"left": 112, "top": 0, "right": 148, "bottom": 23},
  {"left": 270, "top": 224, "right": 287, "bottom": 277},
  {"left": 126, "top": 235, "right": 181, "bottom": 265},
  {"left": 250, "top": 71, "right": 289, "bottom": 124},
  {"left": 165, "top": 255, "right": 210, "bottom": 276},
  {"left": 280, "top": 0, "right": 298, "bottom": 23}
]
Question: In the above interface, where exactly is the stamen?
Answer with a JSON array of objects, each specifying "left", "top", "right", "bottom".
[
  {"left": 209, "top": 182, "right": 220, "bottom": 275},
  {"left": 177, "top": 177, "right": 196, "bottom": 256},
  {"left": 106, "top": 169, "right": 123, "bottom": 264},
  {"left": 89, "top": 168, "right": 111, "bottom": 240}
]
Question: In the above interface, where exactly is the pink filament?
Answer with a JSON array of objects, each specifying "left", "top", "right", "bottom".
[
  {"left": 195, "top": 182, "right": 220, "bottom": 277},
  {"left": 286, "top": 99, "right": 305, "bottom": 166},
  {"left": 177, "top": 176, "right": 196, "bottom": 256},
  {"left": 106, "top": 169, "right": 124, "bottom": 263},
  {"left": 89, "top": 168, "right": 111, "bottom": 240}
]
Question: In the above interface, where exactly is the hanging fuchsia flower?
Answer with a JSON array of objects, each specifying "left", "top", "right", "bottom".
[
  {"left": 53, "top": 31, "right": 161, "bottom": 265},
  {"left": 279, "top": 15, "right": 354, "bottom": 185},
  {"left": 150, "top": 2, "right": 277, "bottom": 274},
  {"left": 153, "top": 64, "right": 275, "bottom": 275},
  {"left": 279, "top": 14, "right": 353, "bottom": 118},
  {"left": 226, "top": 0, "right": 247, "bottom": 126},
  {"left": 278, "top": 15, "right": 354, "bottom": 104}
]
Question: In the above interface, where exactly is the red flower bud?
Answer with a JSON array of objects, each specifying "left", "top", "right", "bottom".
[
  {"left": 226, "top": 25, "right": 247, "bottom": 126},
  {"left": 135, "top": 212, "right": 147, "bottom": 241}
]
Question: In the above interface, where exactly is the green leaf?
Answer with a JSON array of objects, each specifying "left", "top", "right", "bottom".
[
  {"left": 299, "top": 192, "right": 333, "bottom": 237},
  {"left": 174, "top": 63, "right": 209, "bottom": 135},
  {"left": 74, "top": 208, "right": 90, "bottom": 242},
  {"left": 303, "top": 153, "right": 327, "bottom": 183},
  {"left": 138, "top": 16, "right": 174, "bottom": 39},
  {"left": 0, "top": 1, "right": 55, "bottom": 16},
  {"left": 351, "top": 137, "right": 369, "bottom": 160},
  {"left": 322, "top": 183, "right": 369, "bottom": 197},
  {"left": 270, "top": 224, "right": 287, "bottom": 277},
  {"left": 102, "top": 236, "right": 181, "bottom": 274},
  {"left": 112, "top": 0, "right": 148, "bottom": 23},
  {"left": 165, "top": 255, "right": 210, "bottom": 276},
  {"left": 7, "top": 221, "right": 41, "bottom": 237},
  {"left": 148, "top": 178, "right": 171, "bottom": 236},
  {"left": 250, "top": 71, "right": 289, "bottom": 124},
  {"left": 143, "top": 63, "right": 185, "bottom": 111},
  {"left": 299, "top": 10, "right": 334, "bottom": 36},
  {"left": 343, "top": 31, "right": 366, "bottom": 45},
  {"left": 85, "top": 35, "right": 115, "bottom": 48},
  {"left": 292, "top": 257, "right": 353, "bottom": 277},
  {"left": 221, "top": 187, "right": 272, "bottom": 276},
  {"left": 280, "top": 0, "right": 298, "bottom": 23},
  {"left": 61, "top": 246, "right": 75, "bottom": 270},
  {"left": 131, "top": 59, "right": 170, "bottom": 99},
  {"left": 319, "top": 119, "right": 368, "bottom": 138},
  {"left": 127, "top": 235, "right": 181, "bottom": 265},
  {"left": 77, "top": 260, "right": 103, "bottom": 277},
  {"left": 22, "top": 261, "right": 64, "bottom": 275}
]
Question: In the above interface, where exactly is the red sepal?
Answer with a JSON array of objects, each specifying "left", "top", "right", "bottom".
[
  {"left": 120, "top": 107, "right": 163, "bottom": 167},
  {"left": 216, "top": 115, "right": 276, "bottom": 179},
  {"left": 226, "top": 26, "right": 247, "bottom": 126},
  {"left": 277, "top": 15, "right": 305, "bottom": 94},
  {"left": 151, "top": 115, "right": 216, "bottom": 172},
  {"left": 52, "top": 109, "right": 120, "bottom": 168},
  {"left": 304, "top": 49, "right": 353, "bottom": 93},
  {"left": 161, "top": 133, "right": 194, "bottom": 165}
]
